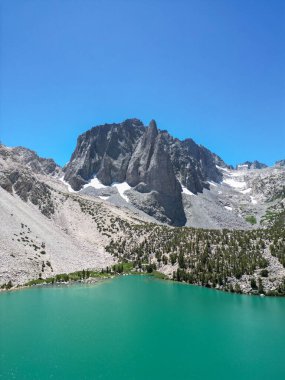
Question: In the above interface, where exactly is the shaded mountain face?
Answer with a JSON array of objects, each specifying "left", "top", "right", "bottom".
[
  {"left": 64, "top": 119, "right": 227, "bottom": 225},
  {"left": 160, "top": 132, "right": 225, "bottom": 193}
]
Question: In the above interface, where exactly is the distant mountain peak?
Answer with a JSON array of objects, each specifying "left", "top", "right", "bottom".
[
  {"left": 275, "top": 159, "right": 285, "bottom": 167},
  {"left": 237, "top": 160, "right": 268, "bottom": 170}
]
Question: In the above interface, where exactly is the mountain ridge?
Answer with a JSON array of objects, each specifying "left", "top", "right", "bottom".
[
  {"left": 62, "top": 119, "right": 284, "bottom": 227},
  {"left": 1, "top": 119, "right": 284, "bottom": 228},
  {"left": 0, "top": 124, "right": 284, "bottom": 295}
]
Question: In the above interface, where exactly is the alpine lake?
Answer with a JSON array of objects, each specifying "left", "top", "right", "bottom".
[{"left": 1, "top": 275, "right": 285, "bottom": 379}]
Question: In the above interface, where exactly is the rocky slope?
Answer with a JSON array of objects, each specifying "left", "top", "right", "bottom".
[
  {"left": 106, "top": 223, "right": 285, "bottom": 296},
  {"left": 0, "top": 187, "right": 113, "bottom": 285},
  {"left": 0, "top": 173, "right": 151, "bottom": 287}
]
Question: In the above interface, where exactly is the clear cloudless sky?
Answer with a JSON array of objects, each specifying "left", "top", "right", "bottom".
[{"left": 0, "top": 0, "right": 284, "bottom": 166}]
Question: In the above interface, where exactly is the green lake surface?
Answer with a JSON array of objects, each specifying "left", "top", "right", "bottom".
[{"left": 0, "top": 275, "right": 285, "bottom": 380}]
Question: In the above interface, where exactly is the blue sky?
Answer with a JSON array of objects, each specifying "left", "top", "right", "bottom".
[{"left": 0, "top": 0, "right": 284, "bottom": 166}]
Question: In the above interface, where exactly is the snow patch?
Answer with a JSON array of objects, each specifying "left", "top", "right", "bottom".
[
  {"left": 222, "top": 178, "right": 247, "bottom": 189},
  {"left": 83, "top": 177, "right": 107, "bottom": 190},
  {"left": 224, "top": 206, "right": 233, "bottom": 211},
  {"left": 182, "top": 185, "right": 195, "bottom": 196},
  {"left": 250, "top": 196, "right": 258, "bottom": 205},
  {"left": 237, "top": 164, "right": 248, "bottom": 170},
  {"left": 216, "top": 165, "right": 230, "bottom": 173},
  {"left": 208, "top": 181, "right": 217, "bottom": 187},
  {"left": 240, "top": 188, "right": 252, "bottom": 194},
  {"left": 83, "top": 176, "right": 131, "bottom": 202},
  {"left": 112, "top": 182, "right": 131, "bottom": 202},
  {"left": 59, "top": 176, "right": 76, "bottom": 193},
  {"left": 99, "top": 196, "right": 110, "bottom": 200},
  {"left": 178, "top": 180, "right": 195, "bottom": 196},
  {"left": 230, "top": 171, "right": 246, "bottom": 178}
]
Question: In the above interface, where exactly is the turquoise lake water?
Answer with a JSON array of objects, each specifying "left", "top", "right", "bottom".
[{"left": 0, "top": 275, "right": 285, "bottom": 380}]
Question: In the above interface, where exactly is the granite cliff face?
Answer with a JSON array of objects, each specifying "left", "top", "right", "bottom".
[
  {"left": 64, "top": 119, "right": 145, "bottom": 190},
  {"left": 125, "top": 120, "right": 185, "bottom": 225},
  {"left": 64, "top": 119, "right": 227, "bottom": 225}
]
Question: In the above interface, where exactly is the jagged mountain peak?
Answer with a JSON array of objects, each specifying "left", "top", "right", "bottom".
[
  {"left": 148, "top": 119, "right": 158, "bottom": 132},
  {"left": 63, "top": 119, "right": 229, "bottom": 225}
]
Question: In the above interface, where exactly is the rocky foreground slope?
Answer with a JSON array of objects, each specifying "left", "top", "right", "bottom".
[{"left": 0, "top": 120, "right": 284, "bottom": 295}]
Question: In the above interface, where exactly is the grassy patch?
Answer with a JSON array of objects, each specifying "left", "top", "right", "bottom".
[
  {"left": 112, "top": 262, "right": 134, "bottom": 273},
  {"left": 24, "top": 269, "right": 112, "bottom": 287},
  {"left": 245, "top": 215, "right": 257, "bottom": 225}
]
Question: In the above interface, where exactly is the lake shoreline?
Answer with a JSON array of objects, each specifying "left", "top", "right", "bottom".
[
  {"left": 2, "top": 271, "right": 284, "bottom": 298},
  {"left": 0, "top": 275, "right": 114, "bottom": 293}
]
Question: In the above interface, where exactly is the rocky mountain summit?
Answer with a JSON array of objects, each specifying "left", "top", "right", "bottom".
[
  {"left": 63, "top": 119, "right": 284, "bottom": 229},
  {"left": 64, "top": 119, "right": 227, "bottom": 225}
]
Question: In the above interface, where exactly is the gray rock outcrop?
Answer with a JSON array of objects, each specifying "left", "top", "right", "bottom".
[
  {"left": 0, "top": 145, "right": 60, "bottom": 217},
  {"left": 126, "top": 120, "right": 185, "bottom": 225}
]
